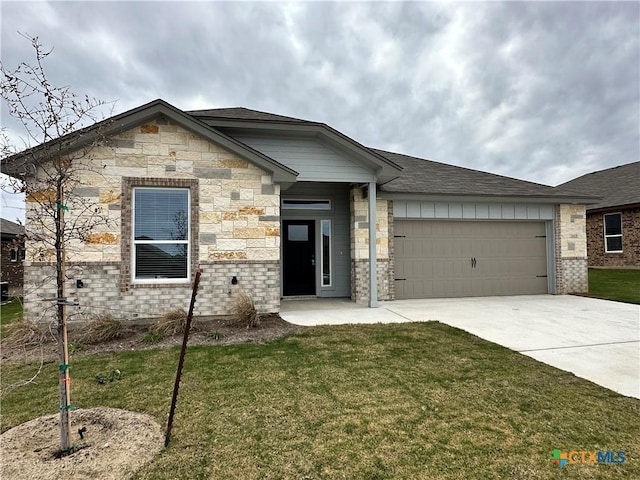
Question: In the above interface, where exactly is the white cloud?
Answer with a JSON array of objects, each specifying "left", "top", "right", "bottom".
[{"left": 0, "top": 0, "right": 638, "bottom": 222}]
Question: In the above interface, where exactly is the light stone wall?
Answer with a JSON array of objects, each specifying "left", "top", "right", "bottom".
[
  {"left": 557, "top": 204, "right": 587, "bottom": 257},
  {"left": 350, "top": 186, "right": 393, "bottom": 303},
  {"left": 555, "top": 204, "right": 589, "bottom": 293},
  {"left": 350, "top": 186, "right": 390, "bottom": 260},
  {"left": 23, "top": 117, "right": 281, "bottom": 322}
]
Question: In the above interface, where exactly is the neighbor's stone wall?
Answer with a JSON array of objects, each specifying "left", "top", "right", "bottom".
[
  {"left": 586, "top": 208, "right": 640, "bottom": 267},
  {"left": 350, "top": 186, "right": 393, "bottom": 303},
  {"left": 23, "top": 116, "right": 281, "bottom": 323},
  {"left": 555, "top": 204, "right": 589, "bottom": 294}
]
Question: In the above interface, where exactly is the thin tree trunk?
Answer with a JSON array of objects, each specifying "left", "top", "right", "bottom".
[{"left": 56, "top": 180, "right": 71, "bottom": 451}]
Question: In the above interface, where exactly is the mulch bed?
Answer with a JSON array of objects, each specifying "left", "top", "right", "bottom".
[{"left": 2, "top": 314, "right": 303, "bottom": 363}]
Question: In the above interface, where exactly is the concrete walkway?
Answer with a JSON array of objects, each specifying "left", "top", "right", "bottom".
[{"left": 280, "top": 295, "right": 640, "bottom": 399}]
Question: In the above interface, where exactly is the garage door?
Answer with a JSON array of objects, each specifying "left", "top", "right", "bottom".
[{"left": 394, "top": 220, "right": 548, "bottom": 299}]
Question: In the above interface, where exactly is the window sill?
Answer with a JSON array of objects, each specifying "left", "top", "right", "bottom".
[{"left": 131, "top": 281, "right": 192, "bottom": 289}]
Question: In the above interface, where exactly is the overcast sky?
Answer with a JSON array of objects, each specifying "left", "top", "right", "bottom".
[{"left": 1, "top": 1, "right": 639, "bottom": 222}]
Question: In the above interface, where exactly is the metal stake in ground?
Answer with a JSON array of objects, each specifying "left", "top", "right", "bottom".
[{"left": 165, "top": 269, "right": 202, "bottom": 447}]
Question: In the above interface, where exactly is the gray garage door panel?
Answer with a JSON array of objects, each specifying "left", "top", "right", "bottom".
[{"left": 395, "top": 220, "right": 548, "bottom": 299}]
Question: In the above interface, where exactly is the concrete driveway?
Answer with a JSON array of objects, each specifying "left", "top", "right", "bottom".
[{"left": 280, "top": 295, "right": 640, "bottom": 399}]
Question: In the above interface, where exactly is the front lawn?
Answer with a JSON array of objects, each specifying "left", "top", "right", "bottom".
[
  {"left": 588, "top": 268, "right": 640, "bottom": 304},
  {"left": 2, "top": 322, "right": 639, "bottom": 479}
]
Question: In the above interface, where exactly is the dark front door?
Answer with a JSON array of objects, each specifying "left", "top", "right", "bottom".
[{"left": 283, "top": 220, "right": 316, "bottom": 296}]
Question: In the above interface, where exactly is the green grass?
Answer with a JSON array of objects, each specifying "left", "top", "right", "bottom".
[
  {"left": 0, "top": 297, "right": 23, "bottom": 337},
  {"left": 2, "top": 323, "right": 638, "bottom": 479},
  {"left": 588, "top": 268, "right": 640, "bottom": 304}
]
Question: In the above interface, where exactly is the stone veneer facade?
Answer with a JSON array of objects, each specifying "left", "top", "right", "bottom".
[
  {"left": 23, "top": 117, "right": 281, "bottom": 323},
  {"left": 350, "top": 186, "right": 394, "bottom": 303},
  {"left": 555, "top": 204, "right": 589, "bottom": 294},
  {"left": 585, "top": 208, "right": 640, "bottom": 267},
  {"left": 20, "top": 116, "right": 595, "bottom": 321}
]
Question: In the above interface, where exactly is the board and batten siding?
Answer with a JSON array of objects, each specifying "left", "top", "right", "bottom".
[
  {"left": 393, "top": 201, "right": 555, "bottom": 221},
  {"left": 233, "top": 135, "right": 375, "bottom": 183},
  {"left": 281, "top": 183, "right": 351, "bottom": 297}
]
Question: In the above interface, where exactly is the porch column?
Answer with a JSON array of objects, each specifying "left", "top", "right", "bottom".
[{"left": 368, "top": 181, "right": 378, "bottom": 307}]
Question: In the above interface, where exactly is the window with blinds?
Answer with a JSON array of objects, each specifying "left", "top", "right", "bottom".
[{"left": 133, "top": 187, "right": 190, "bottom": 280}]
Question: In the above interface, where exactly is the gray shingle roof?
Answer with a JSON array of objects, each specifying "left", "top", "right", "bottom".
[
  {"left": 1, "top": 218, "right": 24, "bottom": 237},
  {"left": 376, "top": 149, "right": 591, "bottom": 199},
  {"left": 188, "top": 107, "right": 310, "bottom": 123},
  {"left": 558, "top": 162, "right": 640, "bottom": 210}
]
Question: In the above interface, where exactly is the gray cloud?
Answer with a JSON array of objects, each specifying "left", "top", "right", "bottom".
[{"left": 1, "top": 1, "right": 638, "bottom": 220}]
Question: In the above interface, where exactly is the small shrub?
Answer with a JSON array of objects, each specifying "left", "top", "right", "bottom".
[
  {"left": 4, "top": 318, "right": 52, "bottom": 347},
  {"left": 153, "top": 308, "right": 198, "bottom": 337},
  {"left": 68, "top": 341, "right": 84, "bottom": 353},
  {"left": 95, "top": 369, "right": 123, "bottom": 384},
  {"left": 206, "top": 331, "right": 224, "bottom": 341},
  {"left": 231, "top": 290, "right": 260, "bottom": 328},
  {"left": 140, "top": 330, "right": 163, "bottom": 344},
  {"left": 80, "top": 313, "right": 128, "bottom": 344}
]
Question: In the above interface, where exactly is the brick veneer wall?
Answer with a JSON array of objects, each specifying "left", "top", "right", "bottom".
[
  {"left": 586, "top": 208, "right": 640, "bottom": 267},
  {"left": 351, "top": 259, "right": 393, "bottom": 303},
  {"left": 23, "top": 260, "right": 279, "bottom": 324},
  {"left": 555, "top": 204, "right": 589, "bottom": 293},
  {"left": 23, "top": 117, "right": 281, "bottom": 323},
  {"left": 1, "top": 239, "right": 24, "bottom": 296}
]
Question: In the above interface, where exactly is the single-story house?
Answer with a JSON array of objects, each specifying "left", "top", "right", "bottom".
[
  {"left": 1, "top": 99, "right": 597, "bottom": 322},
  {"left": 1, "top": 217, "right": 25, "bottom": 297},
  {"left": 559, "top": 162, "right": 639, "bottom": 268}
]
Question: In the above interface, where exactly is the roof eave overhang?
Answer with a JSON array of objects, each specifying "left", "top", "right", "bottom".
[
  {"left": 2, "top": 99, "right": 299, "bottom": 183},
  {"left": 193, "top": 116, "right": 403, "bottom": 183},
  {"left": 378, "top": 192, "right": 602, "bottom": 205},
  {"left": 587, "top": 202, "right": 640, "bottom": 214}
]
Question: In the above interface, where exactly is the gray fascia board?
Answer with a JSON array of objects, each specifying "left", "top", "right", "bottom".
[
  {"left": 2, "top": 99, "right": 298, "bottom": 183},
  {"left": 587, "top": 201, "right": 640, "bottom": 214},
  {"left": 378, "top": 192, "right": 602, "bottom": 205}
]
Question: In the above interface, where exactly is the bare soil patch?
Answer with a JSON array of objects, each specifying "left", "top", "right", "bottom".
[
  {"left": 1, "top": 316, "right": 302, "bottom": 478},
  {"left": 0, "top": 407, "right": 163, "bottom": 480}
]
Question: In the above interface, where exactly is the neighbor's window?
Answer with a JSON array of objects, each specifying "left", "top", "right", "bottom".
[
  {"left": 604, "top": 213, "right": 623, "bottom": 253},
  {"left": 10, "top": 249, "right": 17, "bottom": 262},
  {"left": 133, "top": 187, "right": 190, "bottom": 281},
  {"left": 321, "top": 220, "right": 331, "bottom": 287}
]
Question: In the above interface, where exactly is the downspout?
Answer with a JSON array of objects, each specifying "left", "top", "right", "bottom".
[{"left": 368, "top": 181, "right": 378, "bottom": 307}]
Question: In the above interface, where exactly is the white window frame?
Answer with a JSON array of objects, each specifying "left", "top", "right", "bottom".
[
  {"left": 132, "top": 187, "right": 191, "bottom": 283},
  {"left": 321, "top": 219, "right": 332, "bottom": 287},
  {"left": 603, "top": 212, "right": 623, "bottom": 253},
  {"left": 10, "top": 248, "right": 18, "bottom": 262}
]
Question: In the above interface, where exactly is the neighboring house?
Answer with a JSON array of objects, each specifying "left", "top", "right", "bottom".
[
  {"left": 559, "top": 162, "right": 640, "bottom": 268},
  {"left": 1, "top": 218, "right": 25, "bottom": 297},
  {"left": 1, "top": 99, "right": 597, "bottom": 322}
]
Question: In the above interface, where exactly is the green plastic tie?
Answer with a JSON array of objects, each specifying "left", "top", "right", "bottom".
[
  {"left": 60, "top": 404, "right": 77, "bottom": 411},
  {"left": 57, "top": 203, "right": 69, "bottom": 212},
  {"left": 59, "top": 364, "right": 70, "bottom": 371}
]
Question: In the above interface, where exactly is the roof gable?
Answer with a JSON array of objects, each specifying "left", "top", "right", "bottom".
[
  {"left": 1, "top": 218, "right": 24, "bottom": 237},
  {"left": 559, "top": 162, "right": 640, "bottom": 210},
  {"left": 1, "top": 99, "right": 297, "bottom": 183},
  {"left": 189, "top": 108, "right": 403, "bottom": 183}
]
